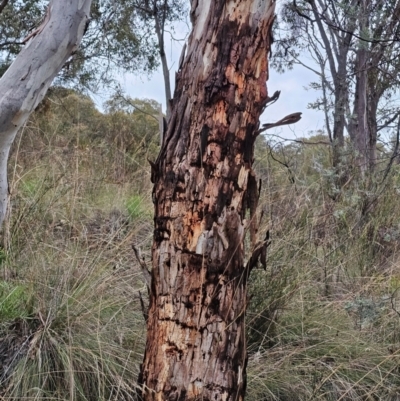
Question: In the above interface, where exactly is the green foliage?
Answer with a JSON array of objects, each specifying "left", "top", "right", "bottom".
[
  {"left": 0, "top": 0, "right": 44, "bottom": 57},
  {"left": 0, "top": 0, "right": 185, "bottom": 89},
  {"left": 0, "top": 281, "right": 30, "bottom": 320},
  {"left": 126, "top": 194, "right": 152, "bottom": 220}
]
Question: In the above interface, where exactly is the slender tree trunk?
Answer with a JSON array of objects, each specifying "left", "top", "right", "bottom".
[
  {"left": 154, "top": 14, "right": 172, "bottom": 121},
  {"left": 368, "top": 97, "right": 378, "bottom": 171},
  {"left": 139, "top": 1, "right": 275, "bottom": 400},
  {"left": 348, "top": 79, "right": 358, "bottom": 145},
  {"left": 354, "top": 0, "right": 369, "bottom": 173},
  {"left": 332, "top": 69, "right": 347, "bottom": 167},
  {"left": 351, "top": 49, "right": 368, "bottom": 173},
  {"left": 306, "top": 0, "right": 357, "bottom": 171},
  {"left": 0, "top": 0, "right": 92, "bottom": 226}
]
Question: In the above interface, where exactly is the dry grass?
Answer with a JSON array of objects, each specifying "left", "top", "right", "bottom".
[
  {"left": 246, "top": 137, "right": 400, "bottom": 400},
  {"left": 0, "top": 90, "right": 155, "bottom": 400},
  {"left": 1, "top": 90, "right": 400, "bottom": 400}
]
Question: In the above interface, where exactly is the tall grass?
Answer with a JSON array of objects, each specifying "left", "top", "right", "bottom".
[
  {"left": 0, "top": 90, "right": 155, "bottom": 400},
  {"left": 246, "top": 137, "right": 400, "bottom": 400},
  {"left": 2, "top": 90, "right": 400, "bottom": 400}
]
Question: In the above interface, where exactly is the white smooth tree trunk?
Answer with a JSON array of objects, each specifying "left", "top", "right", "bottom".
[{"left": 0, "top": 0, "right": 92, "bottom": 226}]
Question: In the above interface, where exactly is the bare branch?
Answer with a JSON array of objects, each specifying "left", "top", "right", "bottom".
[
  {"left": 266, "top": 133, "right": 331, "bottom": 145},
  {"left": 378, "top": 110, "right": 400, "bottom": 132},
  {"left": 380, "top": 116, "right": 400, "bottom": 185},
  {"left": 259, "top": 112, "right": 302, "bottom": 132},
  {"left": 132, "top": 245, "right": 152, "bottom": 290}
]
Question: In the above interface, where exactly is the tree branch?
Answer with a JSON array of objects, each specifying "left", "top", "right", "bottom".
[
  {"left": 380, "top": 116, "right": 400, "bottom": 185},
  {"left": 0, "top": 0, "right": 9, "bottom": 15},
  {"left": 378, "top": 110, "right": 400, "bottom": 132},
  {"left": 259, "top": 112, "right": 302, "bottom": 132}
]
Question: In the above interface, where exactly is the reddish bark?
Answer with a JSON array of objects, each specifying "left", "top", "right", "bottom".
[{"left": 139, "top": 1, "right": 276, "bottom": 400}]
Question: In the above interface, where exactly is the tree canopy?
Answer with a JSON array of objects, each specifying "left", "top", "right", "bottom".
[{"left": 0, "top": 0, "right": 187, "bottom": 90}]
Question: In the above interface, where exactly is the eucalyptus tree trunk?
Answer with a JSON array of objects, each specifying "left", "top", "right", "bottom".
[
  {"left": 154, "top": 13, "right": 172, "bottom": 121},
  {"left": 367, "top": 96, "right": 378, "bottom": 171},
  {"left": 352, "top": 47, "right": 368, "bottom": 173},
  {"left": 139, "top": 1, "right": 275, "bottom": 400},
  {"left": 354, "top": 0, "right": 369, "bottom": 173},
  {"left": 0, "top": 0, "right": 92, "bottom": 226}
]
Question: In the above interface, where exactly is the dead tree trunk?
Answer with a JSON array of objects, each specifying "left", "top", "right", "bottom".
[
  {"left": 0, "top": 0, "right": 92, "bottom": 226},
  {"left": 139, "top": 1, "right": 275, "bottom": 400}
]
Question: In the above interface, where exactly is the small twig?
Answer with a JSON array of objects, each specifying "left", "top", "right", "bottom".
[
  {"left": 116, "top": 94, "right": 159, "bottom": 122},
  {"left": 380, "top": 115, "right": 400, "bottom": 185},
  {"left": 391, "top": 290, "right": 400, "bottom": 319},
  {"left": 268, "top": 145, "right": 296, "bottom": 184},
  {"left": 265, "top": 133, "right": 331, "bottom": 145},
  {"left": 0, "top": 40, "right": 25, "bottom": 48},
  {"left": 378, "top": 110, "right": 400, "bottom": 131},
  {"left": 132, "top": 244, "right": 151, "bottom": 290}
]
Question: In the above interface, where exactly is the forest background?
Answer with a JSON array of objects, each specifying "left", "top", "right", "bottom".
[{"left": 1, "top": 0, "right": 400, "bottom": 400}]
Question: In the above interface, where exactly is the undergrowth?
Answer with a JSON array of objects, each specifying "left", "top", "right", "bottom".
[
  {"left": 246, "top": 137, "right": 400, "bottom": 400},
  {"left": 0, "top": 89, "right": 155, "bottom": 400},
  {"left": 1, "top": 89, "right": 400, "bottom": 400}
]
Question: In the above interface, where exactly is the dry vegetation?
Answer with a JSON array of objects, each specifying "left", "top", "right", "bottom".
[{"left": 0, "top": 88, "right": 400, "bottom": 400}]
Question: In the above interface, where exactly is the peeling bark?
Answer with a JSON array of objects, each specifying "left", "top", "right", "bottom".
[
  {"left": 139, "top": 1, "right": 276, "bottom": 400},
  {"left": 0, "top": 0, "right": 92, "bottom": 226}
]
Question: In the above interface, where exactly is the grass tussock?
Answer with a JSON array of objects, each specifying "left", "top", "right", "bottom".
[
  {"left": 0, "top": 88, "right": 155, "bottom": 400},
  {"left": 246, "top": 136, "right": 400, "bottom": 400},
  {"left": 2, "top": 89, "right": 400, "bottom": 400}
]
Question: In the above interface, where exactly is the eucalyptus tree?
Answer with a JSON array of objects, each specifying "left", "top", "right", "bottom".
[
  {"left": 0, "top": 0, "right": 93, "bottom": 226},
  {"left": 0, "top": 0, "right": 162, "bottom": 89},
  {"left": 274, "top": 0, "right": 400, "bottom": 173},
  {"left": 138, "top": 0, "right": 278, "bottom": 399},
  {"left": 100, "top": 0, "right": 188, "bottom": 120},
  {"left": 0, "top": 0, "right": 186, "bottom": 225}
]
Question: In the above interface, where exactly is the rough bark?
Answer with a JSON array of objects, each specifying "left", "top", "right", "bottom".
[
  {"left": 0, "top": 0, "right": 92, "bottom": 226},
  {"left": 139, "top": 1, "right": 275, "bottom": 400},
  {"left": 354, "top": 0, "right": 369, "bottom": 173}
]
